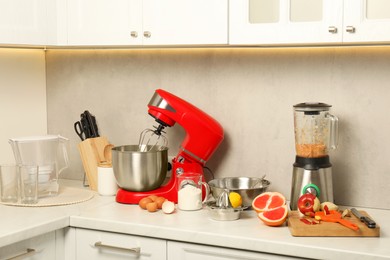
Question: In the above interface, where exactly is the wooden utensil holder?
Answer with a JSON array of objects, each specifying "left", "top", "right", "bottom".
[{"left": 78, "top": 137, "right": 110, "bottom": 191}]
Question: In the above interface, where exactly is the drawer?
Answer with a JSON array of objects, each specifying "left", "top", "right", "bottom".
[
  {"left": 0, "top": 232, "right": 56, "bottom": 260},
  {"left": 75, "top": 228, "right": 166, "bottom": 260}
]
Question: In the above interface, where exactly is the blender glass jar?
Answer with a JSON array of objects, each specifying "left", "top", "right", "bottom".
[{"left": 293, "top": 103, "right": 338, "bottom": 158}]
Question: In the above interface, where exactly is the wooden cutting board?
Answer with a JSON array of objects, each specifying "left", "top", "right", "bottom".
[{"left": 288, "top": 210, "right": 380, "bottom": 237}]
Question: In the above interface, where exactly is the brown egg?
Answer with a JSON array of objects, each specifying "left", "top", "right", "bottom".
[
  {"left": 155, "top": 197, "right": 167, "bottom": 209},
  {"left": 139, "top": 197, "right": 153, "bottom": 210},
  {"left": 146, "top": 202, "right": 158, "bottom": 212},
  {"left": 147, "top": 195, "right": 158, "bottom": 201}
]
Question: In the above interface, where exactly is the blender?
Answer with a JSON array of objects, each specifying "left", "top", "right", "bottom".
[{"left": 290, "top": 103, "right": 338, "bottom": 210}]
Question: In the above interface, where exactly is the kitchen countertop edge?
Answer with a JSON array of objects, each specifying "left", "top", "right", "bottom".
[{"left": 1, "top": 180, "right": 389, "bottom": 259}]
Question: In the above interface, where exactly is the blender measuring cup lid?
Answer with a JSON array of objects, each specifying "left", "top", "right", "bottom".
[{"left": 294, "top": 102, "right": 331, "bottom": 112}]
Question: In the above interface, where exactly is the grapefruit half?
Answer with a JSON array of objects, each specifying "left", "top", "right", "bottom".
[
  {"left": 257, "top": 205, "right": 288, "bottom": 227},
  {"left": 252, "top": 192, "right": 286, "bottom": 213}
]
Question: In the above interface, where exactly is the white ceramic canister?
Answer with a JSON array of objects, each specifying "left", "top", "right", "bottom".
[{"left": 97, "top": 162, "right": 118, "bottom": 196}]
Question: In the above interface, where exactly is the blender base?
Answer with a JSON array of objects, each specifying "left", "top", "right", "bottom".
[{"left": 290, "top": 166, "right": 334, "bottom": 210}]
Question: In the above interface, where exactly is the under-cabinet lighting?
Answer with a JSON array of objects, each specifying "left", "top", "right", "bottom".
[{"left": 3, "top": 44, "right": 390, "bottom": 55}]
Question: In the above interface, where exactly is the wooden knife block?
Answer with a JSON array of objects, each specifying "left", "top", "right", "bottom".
[{"left": 78, "top": 137, "right": 110, "bottom": 191}]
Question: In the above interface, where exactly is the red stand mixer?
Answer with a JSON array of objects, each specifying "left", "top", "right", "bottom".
[{"left": 116, "top": 89, "right": 224, "bottom": 204}]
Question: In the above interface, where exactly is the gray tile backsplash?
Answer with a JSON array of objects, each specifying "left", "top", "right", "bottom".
[{"left": 46, "top": 47, "right": 390, "bottom": 209}]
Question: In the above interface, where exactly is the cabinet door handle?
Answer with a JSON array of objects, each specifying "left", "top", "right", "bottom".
[
  {"left": 143, "top": 31, "right": 151, "bottom": 38},
  {"left": 130, "top": 31, "right": 138, "bottom": 38},
  {"left": 8, "top": 248, "right": 36, "bottom": 260},
  {"left": 346, "top": 26, "right": 356, "bottom": 33},
  {"left": 328, "top": 26, "right": 338, "bottom": 34},
  {"left": 94, "top": 241, "right": 141, "bottom": 254}
]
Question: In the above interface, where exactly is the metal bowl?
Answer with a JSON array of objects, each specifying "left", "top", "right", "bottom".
[
  {"left": 112, "top": 145, "right": 168, "bottom": 192},
  {"left": 208, "top": 177, "right": 270, "bottom": 208}
]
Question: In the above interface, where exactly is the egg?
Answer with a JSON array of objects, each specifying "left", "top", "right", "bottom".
[
  {"left": 162, "top": 200, "right": 175, "bottom": 214},
  {"left": 155, "top": 197, "right": 167, "bottom": 209},
  {"left": 146, "top": 202, "right": 158, "bottom": 212},
  {"left": 139, "top": 197, "right": 153, "bottom": 210},
  {"left": 148, "top": 195, "right": 158, "bottom": 201}
]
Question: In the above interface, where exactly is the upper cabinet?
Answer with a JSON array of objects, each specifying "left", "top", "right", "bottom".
[
  {"left": 230, "top": 0, "right": 343, "bottom": 45},
  {"left": 229, "top": 0, "right": 390, "bottom": 45},
  {"left": 343, "top": 0, "right": 390, "bottom": 43},
  {"left": 0, "top": 0, "right": 66, "bottom": 46},
  {"left": 67, "top": 0, "right": 140, "bottom": 45},
  {"left": 67, "top": 0, "right": 228, "bottom": 46},
  {"left": 0, "top": 0, "right": 48, "bottom": 45},
  {"left": 2, "top": 0, "right": 390, "bottom": 47}
]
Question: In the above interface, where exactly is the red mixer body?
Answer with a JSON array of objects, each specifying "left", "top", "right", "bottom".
[
  {"left": 148, "top": 89, "right": 224, "bottom": 165},
  {"left": 116, "top": 89, "right": 224, "bottom": 204}
]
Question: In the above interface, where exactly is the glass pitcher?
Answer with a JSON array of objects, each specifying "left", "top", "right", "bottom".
[
  {"left": 9, "top": 135, "right": 69, "bottom": 197},
  {"left": 293, "top": 103, "right": 338, "bottom": 158}
]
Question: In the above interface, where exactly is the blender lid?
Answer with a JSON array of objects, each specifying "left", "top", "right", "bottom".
[{"left": 294, "top": 102, "right": 331, "bottom": 112}]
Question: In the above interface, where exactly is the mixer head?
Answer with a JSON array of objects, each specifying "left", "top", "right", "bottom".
[
  {"left": 138, "top": 124, "right": 168, "bottom": 152},
  {"left": 147, "top": 89, "right": 224, "bottom": 165}
]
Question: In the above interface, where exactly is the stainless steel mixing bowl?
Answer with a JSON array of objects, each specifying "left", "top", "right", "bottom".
[
  {"left": 208, "top": 177, "right": 270, "bottom": 208},
  {"left": 112, "top": 145, "right": 168, "bottom": 192}
]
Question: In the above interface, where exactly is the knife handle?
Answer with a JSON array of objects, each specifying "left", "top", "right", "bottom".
[
  {"left": 362, "top": 216, "right": 376, "bottom": 228},
  {"left": 351, "top": 208, "right": 377, "bottom": 229}
]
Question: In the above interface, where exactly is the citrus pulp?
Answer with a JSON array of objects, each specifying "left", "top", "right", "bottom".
[
  {"left": 257, "top": 205, "right": 288, "bottom": 227},
  {"left": 251, "top": 192, "right": 286, "bottom": 213}
]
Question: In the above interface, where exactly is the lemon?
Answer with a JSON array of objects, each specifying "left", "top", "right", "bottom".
[{"left": 229, "top": 192, "right": 242, "bottom": 208}]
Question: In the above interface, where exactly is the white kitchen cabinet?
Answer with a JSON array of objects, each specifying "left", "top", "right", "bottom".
[
  {"left": 343, "top": 0, "right": 390, "bottom": 43},
  {"left": 67, "top": 0, "right": 141, "bottom": 45},
  {"left": 72, "top": 229, "right": 295, "bottom": 260},
  {"left": 167, "top": 241, "right": 294, "bottom": 260},
  {"left": 0, "top": 231, "right": 56, "bottom": 259},
  {"left": 74, "top": 228, "right": 167, "bottom": 259},
  {"left": 0, "top": 0, "right": 66, "bottom": 46},
  {"left": 0, "top": 0, "right": 47, "bottom": 45},
  {"left": 229, "top": 0, "right": 343, "bottom": 45},
  {"left": 67, "top": 0, "right": 227, "bottom": 46},
  {"left": 141, "top": 0, "right": 227, "bottom": 46},
  {"left": 230, "top": 0, "right": 390, "bottom": 45}
]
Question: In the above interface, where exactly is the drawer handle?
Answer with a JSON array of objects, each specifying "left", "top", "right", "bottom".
[
  {"left": 94, "top": 241, "right": 141, "bottom": 254},
  {"left": 8, "top": 248, "right": 36, "bottom": 260}
]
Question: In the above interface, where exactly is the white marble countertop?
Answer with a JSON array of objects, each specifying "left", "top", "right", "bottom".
[
  {"left": 1, "top": 180, "right": 389, "bottom": 259},
  {"left": 0, "top": 180, "right": 112, "bottom": 247}
]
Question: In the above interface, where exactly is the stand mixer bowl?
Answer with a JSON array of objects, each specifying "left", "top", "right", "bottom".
[{"left": 112, "top": 145, "right": 168, "bottom": 192}]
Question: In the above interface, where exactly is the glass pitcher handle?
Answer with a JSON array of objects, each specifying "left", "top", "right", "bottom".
[
  {"left": 327, "top": 113, "right": 339, "bottom": 150},
  {"left": 57, "top": 135, "right": 70, "bottom": 174},
  {"left": 201, "top": 182, "right": 210, "bottom": 203}
]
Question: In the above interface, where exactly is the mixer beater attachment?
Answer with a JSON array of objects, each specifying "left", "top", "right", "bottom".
[{"left": 138, "top": 124, "right": 168, "bottom": 152}]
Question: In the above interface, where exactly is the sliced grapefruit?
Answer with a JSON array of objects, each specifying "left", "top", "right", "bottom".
[
  {"left": 252, "top": 192, "right": 286, "bottom": 213},
  {"left": 257, "top": 205, "right": 288, "bottom": 227}
]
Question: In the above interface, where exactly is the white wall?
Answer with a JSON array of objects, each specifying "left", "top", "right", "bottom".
[
  {"left": 0, "top": 49, "right": 47, "bottom": 163},
  {"left": 45, "top": 47, "right": 390, "bottom": 209}
]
